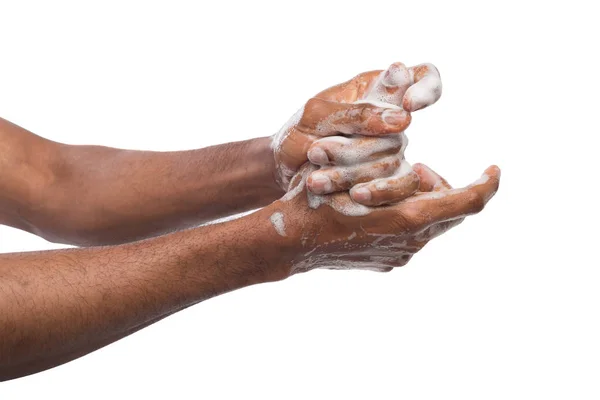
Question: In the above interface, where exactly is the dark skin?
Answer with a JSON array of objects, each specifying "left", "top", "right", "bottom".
[
  {"left": 0, "top": 159, "right": 499, "bottom": 381},
  {"left": 0, "top": 62, "right": 439, "bottom": 245},
  {"left": 0, "top": 63, "right": 500, "bottom": 381},
  {"left": 0, "top": 117, "right": 282, "bottom": 246}
]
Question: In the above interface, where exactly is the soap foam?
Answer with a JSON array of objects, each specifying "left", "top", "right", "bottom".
[
  {"left": 403, "top": 64, "right": 442, "bottom": 111},
  {"left": 269, "top": 212, "right": 287, "bottom": 237},
  {"left": 305, "top": 75, "right": 415, "bottom": 216},
  {"left": 361, "top": 63, "right": 412, "bottom": 106},
  {"left": 271, "top": 106, "right": 305, "bottom": 189},
  {"left": 285, "top": 63, "right": 447, "bottom": 273},
  {"left": 311, "top": 133, "right": 405, "bottom": 166}
]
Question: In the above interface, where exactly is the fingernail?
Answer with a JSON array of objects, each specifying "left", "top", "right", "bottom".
[
  {"left": 308, "top": 147, "right": 329, "bottom": 165},
  {"left": 311, "top": 173, "right": 332, "bottom": 193},
  {"left": 382, "top": 109, "right": 409, "bottom": 126},
  {"left": 490, "top": 165, "right": 501, "bottom": 178},
  {"left": 352, "top": 187, "right": 372, "bottom": 202}
]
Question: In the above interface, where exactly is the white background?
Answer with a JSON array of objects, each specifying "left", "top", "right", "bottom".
[{"left": 0, "top": 0, "right": 598, "bottom": 398}]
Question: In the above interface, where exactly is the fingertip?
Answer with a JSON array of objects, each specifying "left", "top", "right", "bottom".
[
  {"left": 307, "top": 172, "right": 333, "bottom": 195},
  {"left": 402, "top": 69, "right": 442, "bottom": 112},
  {"left": 350, "top": 186, "right": 372, "bottom": 204},
  {"left": 307, "top": 146, "right": 329, "bottom": 165},
  {"left": 403, "top": 94, "right": 429, "bottom": 112},
  {"left": 470, "top": 166, "right": 501, "bottom": 205},
  {"left": 382, "top": 62, "right": 410, "bottom": 87},
  {"left": 412, "top": 163, "right": 439, "bottom": 191},
  {"left": 487, "top": 166, "right": 501, "bottom": 192},
  {"left": 485, "top": 165, "right": 501, "bottom": 179},
  {"left": 411, "top": 162, "right": 425, "bottom": 172},
  {"left": 477, "top": 165, "right": 501, "bottom": 188},
  {"left": 388, "top": 61, "right": 407, "bottom": 70},
  {"left": 381, "top": 108, "right": 411, "bottom": 130}
]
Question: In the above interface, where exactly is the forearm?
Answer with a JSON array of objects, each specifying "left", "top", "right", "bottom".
[
  {"left": 0, "top": 117, "right": 283, "bottom": 245},
  {"left": 0, "top": 208, "right": 291, "bottom": 381}
]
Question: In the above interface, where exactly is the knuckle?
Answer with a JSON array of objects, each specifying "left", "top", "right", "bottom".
[
  {"left": 358, "top": 104, "right": 373, "bottom": 124},
  {"left": 302, "top": 98, "right": 328, "bottom": 126},
  {"left": 407, "top": 171, "right": 421, "bottom": 189},
  {"left": 304, "top": 97, "right": 322, "bottom": 112}
]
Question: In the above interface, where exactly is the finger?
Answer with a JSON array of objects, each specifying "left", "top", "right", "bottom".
[
  {"left": 277, "top": 128, "right": 315, "bottom": 184},
  {"left": 350, "top": 165, "right": 420, "bottom": 206},
  {"left": 412, "top": 163, "right": 452, "bottom": 191},
  {"left": 360, "top": 62, "right": 413, "bottom": 106},
  {"left": 402, "top": 63, "right": 443, "bottom": 112},
  {"left": 467, "top": 165, "right": 502, "bottom": 204},
  {"left": 307, "top": 155, "right": 401, "bottom": 195},
  {"left": 280, "top": 162, "right": 315, "bottom": 196},
  {"left": 307, "top": 133, "right": 406, "bottom": 166},
  {"left": 300, "top": 97, "right": 411, "bottom": 137},
  {"left": 398, "top": 165, "right": 501, "bottom": 227}
]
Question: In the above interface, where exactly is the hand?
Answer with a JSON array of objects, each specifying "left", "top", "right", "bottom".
[
  {"left": 265, "top": 162, "right": 500, "bottom": 275},
  {"left": 272, "top": 62, "right": 442, "bottom": 193}
]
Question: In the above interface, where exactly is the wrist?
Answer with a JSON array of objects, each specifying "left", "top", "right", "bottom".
[
  {"left": 244, "top": 206, "right": 300, "bottom": 281},
  {"left": 250, "top": 136, "right": 285, "bottom": 199},
  {"left": 142, "top": 208, "right": 297, "bottom": 305}
]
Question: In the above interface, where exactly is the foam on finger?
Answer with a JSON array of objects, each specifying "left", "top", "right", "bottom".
[
  {"left": 309, "top": 133, "right": 405, "bottom": 166},
  {"left": 357, "top": 62, "right": 412, "bottom": 106},
  {"left": 403, "top": 63, "right": 442, "bottom": 111},
  {"left": 350, "top": 160, "right": 418, "bottom": 205},
  {"left": 466, "top": 166, "right": 501, "bottom": 204}
]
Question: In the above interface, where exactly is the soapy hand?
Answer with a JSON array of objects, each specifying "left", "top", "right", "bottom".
[
  {"left": 267, "top": 162, "right": 500, "bottom": 274},
  {"left": 272, "top": 62, "right": 442, "bottom": 202}
]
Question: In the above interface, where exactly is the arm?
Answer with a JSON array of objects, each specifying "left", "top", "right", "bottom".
[
  {"left": 0, "top": 61, "right": 440, "bottom": 247},
  {"left": 0, "top": 209, "right": 291, "bottom": 381},
  {"left": 0, "top": 117, "right": 283, "bottom": 246},
  {"left": 0, "top": 162, "right": 500, "bottom": 381}
]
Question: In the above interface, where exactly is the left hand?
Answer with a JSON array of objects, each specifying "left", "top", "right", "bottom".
[{"left": 265, "top": 162, "right": 500, "bottom": 275}]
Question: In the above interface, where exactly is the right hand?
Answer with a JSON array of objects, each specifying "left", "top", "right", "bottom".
[
  {"left": 264, "top": 162, "right": 500, "bottom": 276},
  {"left": 272, "top": 62, "right": 442, "bottom": 196}
]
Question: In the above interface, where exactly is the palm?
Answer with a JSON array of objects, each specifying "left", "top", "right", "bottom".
[{"left": 278, "top": 163, "right": 500, "bottom": 274}]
